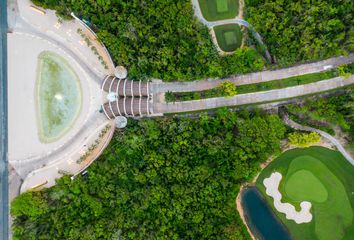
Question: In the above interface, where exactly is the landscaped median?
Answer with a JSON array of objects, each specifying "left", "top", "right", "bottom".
[{"left": 165, "top": 65, "right": 351, "bottom": 102}]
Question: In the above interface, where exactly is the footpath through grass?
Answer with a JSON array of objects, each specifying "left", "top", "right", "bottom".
[
  {"left": 256, "top": 147, "right": 354, "bottom": 240},
  {"left": 166, "top": 69, "right": 339, "bottom": 102}
]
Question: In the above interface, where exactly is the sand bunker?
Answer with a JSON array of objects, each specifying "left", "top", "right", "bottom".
[{"left": 263, "top": 172, "right": 312, "bottom": 224}]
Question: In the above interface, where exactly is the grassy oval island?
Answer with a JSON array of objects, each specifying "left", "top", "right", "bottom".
[{"left": 256, "top": 146, "right": 354, "bottom": 240}]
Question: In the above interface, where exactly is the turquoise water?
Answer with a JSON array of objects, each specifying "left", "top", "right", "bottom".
[
  {"left": 241, "top": 187, "right": 292, "bottom": 240},
  {"left": 0, "top": 0, "right": 8, "bottom": 238},
  {"left": 36, "top": 51, "right": 82, "bottom": 143}
]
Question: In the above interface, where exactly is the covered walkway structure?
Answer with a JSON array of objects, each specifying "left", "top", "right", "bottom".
[{"left": 101, "top": 75, "right": 153, "bottom": 118}]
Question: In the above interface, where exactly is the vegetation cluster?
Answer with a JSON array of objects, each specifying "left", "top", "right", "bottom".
[
  {"left": 166, "top": 81, "right": 237, "bottom": 102},
  {"left": 245, "top": 0, "right": 354, "bottom": 66},
  {"left": 11, "top": 109, "right": 286, "bottom": 239},
  {"left": 286, "top": 86, "right": 353, "bottom": 143},
  {"left": 287, "top": 132, "right": 320, "bottom": 148},
  {"left": 32, "top": 0, "right": 264, "bottom": 81}
]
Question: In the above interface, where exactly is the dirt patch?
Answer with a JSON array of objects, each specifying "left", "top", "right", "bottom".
[{"left": 237, "top": 0, "right": 245, "bottom": 19}]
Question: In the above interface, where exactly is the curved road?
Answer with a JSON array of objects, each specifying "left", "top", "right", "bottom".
[
  {"left": 13, "top": 19, "right": 102, "bottom": 85},
  {"left": 283, "top": 115, "right": 354, "bottom": 166}
]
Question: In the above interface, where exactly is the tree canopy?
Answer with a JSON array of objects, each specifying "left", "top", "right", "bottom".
[
  {"left": 288, "top": 131, "right": 321, "bottom": 148},
  {"left": 11, "top": 109, "right": 286, "bottom": 239},
  {"left": 32, "top": 0, "right": 264, "bottom": 81},
  {"left": 245, "top": 0, "right": 354, "bottom": 66}
]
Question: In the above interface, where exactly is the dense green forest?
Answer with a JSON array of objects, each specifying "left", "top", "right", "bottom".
[
  {"left": 11, "top": 110, "right": 286, "bottom": 239},
  {"left": 286, "top": 86, "right": 354, "bottom": 151},
  {"left": 32, "top": 0, "right": 264, "bottom": 81},
  {"left": 245, "top": 0, "right": 354, "bottom": 65}
]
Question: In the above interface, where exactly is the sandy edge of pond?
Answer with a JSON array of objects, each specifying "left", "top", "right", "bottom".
[
  {"left": 235, "top": 138, "right": 335, "bottom": 240},
  {"left": 236, "top": 186, "right": 257, "bottom": 240}
]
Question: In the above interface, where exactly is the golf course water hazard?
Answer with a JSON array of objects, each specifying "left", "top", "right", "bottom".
[{"left": 241, "top": 187, "right": 292, "bottom": 240}]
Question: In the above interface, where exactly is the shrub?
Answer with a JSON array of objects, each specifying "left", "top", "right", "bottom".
[{"left": 288, "top": 131, "right": 321, "bottom": 148}]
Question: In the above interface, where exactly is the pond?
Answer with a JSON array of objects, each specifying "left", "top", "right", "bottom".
[
  {"left": 36, "top": 51, "right": 82, "bottom": 143},
  {"left": 241, "top": 187, "right": 292, "bottom": 240}
]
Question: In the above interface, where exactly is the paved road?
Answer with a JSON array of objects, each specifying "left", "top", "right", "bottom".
[
  {"left": 0, "top": 0, "right": 9, "bottom": 238},
  {"left": 151, "top": 53, "right": 354, "bottom": 93},
  {"left": 283, "top": 115, "right": 354, "bottom": 166},
  {"left": 154, "top": 75, "right": 354, "bottom": 113}
]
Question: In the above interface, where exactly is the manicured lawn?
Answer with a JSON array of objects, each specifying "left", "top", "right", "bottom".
[
  {"left": 198, "top": 0, "right": 239, "bottom": 21},
  {"left": 256, "top": 147, "right": 354, "bottom": 240},
  {"left": 214, "top": 24, "right": 242, "bottom": 52},
  {"left": 285, "top": 169, "right": 328, "bottom": 203},
  {"left": 216, "top": 0, "right": 229, "bottom": 12}
]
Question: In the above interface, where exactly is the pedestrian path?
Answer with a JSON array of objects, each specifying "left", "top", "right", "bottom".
[
  {"left": 153, "top": 75, "right": 354, "bottom": 114},
  {"left": 283, "top": 115, "right": 354, "bottom": 166},
  {"left": 150, "top": 53, "right": 354, "bottom": 93}
]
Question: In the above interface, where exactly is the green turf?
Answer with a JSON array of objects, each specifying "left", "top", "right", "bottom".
[
  {"left": 198, "top": 0, "right": 239, "bottom": 21},
  {"left": 216, "top": 0, "right": 228, "bottom": 12},
  {"left": 256, "top": 147, "right": 354, "bottom": 240},
  {"left": 214, "top": 24, "right": 242, "bottom": 52},
  {"left": 224, "top": 31, "right": 237, "bottom": 45},
  {"left": 285, "top": 169, "right": 328, "bottom": 203}
]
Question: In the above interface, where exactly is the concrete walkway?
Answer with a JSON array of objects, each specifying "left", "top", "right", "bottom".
[
  {"left": 154, "top": 75, "right": 354, "bottom": 113},
  {"left": 151, "top": 53, "right": 354, "bottom": 93},
  {"left": 15, "top": 0, "right": 115, "bottom": 78},
  {"left": 8, "top": 0, "right": 113, "bottom": 194},
  {"left": 283, "top": 115, "right": 354, "bottom": 166}
]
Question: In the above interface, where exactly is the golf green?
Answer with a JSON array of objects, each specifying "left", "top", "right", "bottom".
[
  {"left": 256, "top": 147, "right": 354, "bottom": 240},
  {"left": 213, "top": 24, "right": 242, "bottom": 52},
  {"left": 285, "top": 170, "right": 327, "bottom": 203},
  {"left": 198, "top": 0, "right": 239, "bottom": 21}
]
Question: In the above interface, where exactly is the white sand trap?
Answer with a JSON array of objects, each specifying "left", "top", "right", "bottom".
[{"left": 263, "top": 172, "right": 312, "bottom": 224}]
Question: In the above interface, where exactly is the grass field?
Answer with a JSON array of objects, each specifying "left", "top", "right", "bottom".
[
  {"left": 198, "top": 0, "right": 239, "bottom": 21},
  {"left": 213, "top": 24, "right": 242, "bottom": 52},
  {"left": 256, "top": 147, "right": 354, "bottom": 240},
  {"left": 285, "top": 169, "right": 328, "bottom": 203}
]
